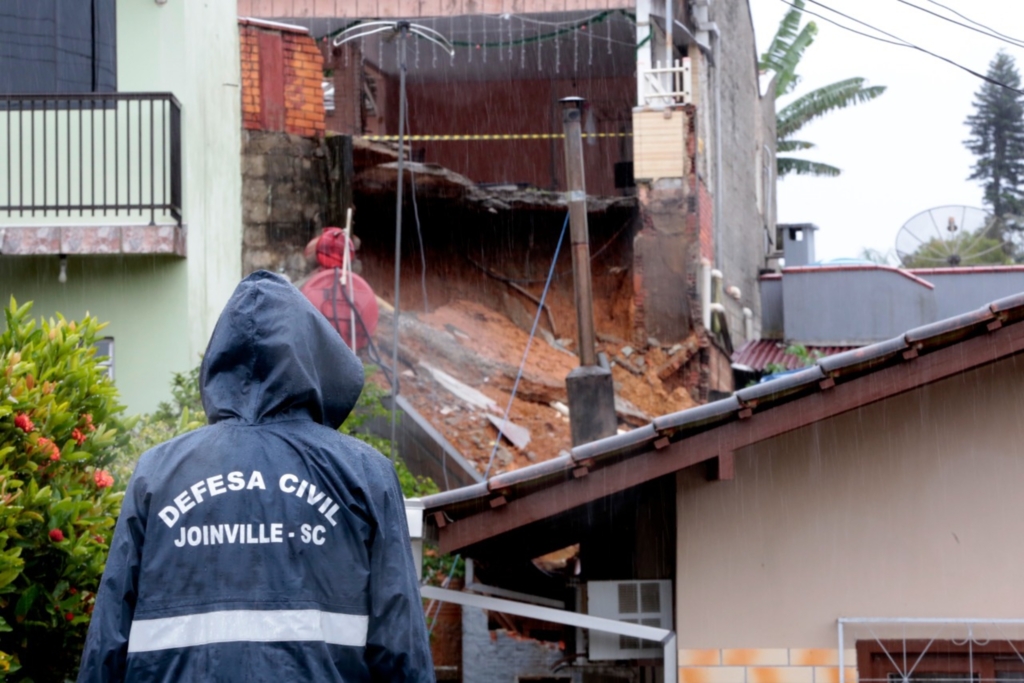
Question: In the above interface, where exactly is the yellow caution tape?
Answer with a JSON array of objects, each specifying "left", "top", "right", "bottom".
[{"left": 358, "top": 132, "right": 632, "bottom": 141}]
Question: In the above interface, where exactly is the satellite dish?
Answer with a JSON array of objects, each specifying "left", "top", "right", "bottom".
[{"left": 895, "top": 205, "right": 1008, "bottom": 268}]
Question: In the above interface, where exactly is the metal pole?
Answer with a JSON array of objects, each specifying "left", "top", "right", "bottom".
[
  {"left": 389, "top": 23, "right": 410, "bottom": 463},
  {"left": 560, "top": 96, "right": 598, "bottom": 367},
  {"left": 838, "top": 619, "right": 845, "bottom": 683}
]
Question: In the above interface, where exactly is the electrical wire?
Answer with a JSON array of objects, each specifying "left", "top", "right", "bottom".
[
  {"left": 894, "top": 0, "right": 1024, "bottom": 50},
  {"left": 920, "top": 0, "right": 1024, "bottom": 48},
  {"left": 404, "top": 100, "right": 429, "bottom": 313},
  {"left": 778, "top": 0, "right": 1024, "bottom": 94},
  {"left": 483, "top": 211, "right": 570, "bottom": 479},
  {"left": 426, "top": 211, "right": 570, "bottom": 635}
]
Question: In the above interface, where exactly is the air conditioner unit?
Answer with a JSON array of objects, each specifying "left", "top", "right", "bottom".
[{"left": 586, "top": 580, "right": 672, "bottom": 661}]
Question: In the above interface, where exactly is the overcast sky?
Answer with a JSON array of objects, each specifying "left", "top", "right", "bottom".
[{"left": 748, "top": 0, "right": 1024, "bottom": 263}]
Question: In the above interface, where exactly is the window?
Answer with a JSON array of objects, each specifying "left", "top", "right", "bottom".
[
  {"left": 859, "top": 640, "right": 1024, "bottom": 683},
  {"left": 94, "top": 337, "right": 114, "bottom": 381},
  {"left": 0, "top": 0, "right": 116, "bottom": 96}
]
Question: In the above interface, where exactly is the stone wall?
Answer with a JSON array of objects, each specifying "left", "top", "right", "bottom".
[{"left": 241, "top": 131, "right": 324, "bottom": 279}]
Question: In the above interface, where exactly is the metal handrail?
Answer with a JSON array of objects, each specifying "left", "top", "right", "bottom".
[{"left": 0, "top": 92, "right": 182, "bottom": 226}]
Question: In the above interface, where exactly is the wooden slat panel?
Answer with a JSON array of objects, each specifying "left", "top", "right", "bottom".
[{"left": 633, "top": 109, "right": 686, "bottom": 180}]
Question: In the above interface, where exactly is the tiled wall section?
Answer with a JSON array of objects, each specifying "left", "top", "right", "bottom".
[
  {"left": 238, "top": 0, "right": 634, "bottom": 18},
  {"left": 679, "top": 648, "right": 858, "bottom": 683}
]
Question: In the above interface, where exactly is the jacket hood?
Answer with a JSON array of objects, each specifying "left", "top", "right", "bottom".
[{"left": 200, "top": 270, "right": 364, "bottom": 428}]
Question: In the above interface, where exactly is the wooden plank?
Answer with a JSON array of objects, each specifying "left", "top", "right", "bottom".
[
  {"left": 257, "top": 32, "right": 285, "bottom": 132},
  {"left": 706, "top": 452, "right": 735, "bottom": 481},
  {"left": 438, "top": 321, "right": 1024, "bottom": 553}
]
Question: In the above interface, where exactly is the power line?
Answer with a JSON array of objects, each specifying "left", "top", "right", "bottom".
[
  {"left": 777, "top": 0, "right": 907, "bottom": 49},
  {"left": 777, "top": 0, "right": 1024, "bottom": 95},
  {"left": 920, "top": 0, "right": 1024, "bottom": 49},
  {"left": 894, "top": 0, "right": 1024, "bottom": 51}
]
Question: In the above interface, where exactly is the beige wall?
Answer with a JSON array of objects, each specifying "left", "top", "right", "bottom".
[{"left": 676, "top": 354, "right": 1024, "bottom": 657}]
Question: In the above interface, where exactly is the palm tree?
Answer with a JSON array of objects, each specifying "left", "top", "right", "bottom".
[{"left": 760, "top": 0, "right": 886, "bottom": 177}]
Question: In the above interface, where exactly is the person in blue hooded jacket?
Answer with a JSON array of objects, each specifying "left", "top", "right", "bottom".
[{"left": 76, "top": 271, "right": 435, "bottom": 682}]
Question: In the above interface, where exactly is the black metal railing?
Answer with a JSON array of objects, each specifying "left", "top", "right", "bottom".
[{"left": 0, "top": 93, "right": 182, "bottom": 225}]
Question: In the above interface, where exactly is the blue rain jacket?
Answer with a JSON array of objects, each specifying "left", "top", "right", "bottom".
[{"left": 77, "top": 271, "right": 434, "bottom": 682}]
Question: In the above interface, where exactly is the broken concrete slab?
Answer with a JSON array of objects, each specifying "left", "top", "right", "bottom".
[
  {"left": 420, "top": 362, "right": 498, "bottom": 413},
  {"left": 487, "top": 415, "right": 532, "bottom": 451}
]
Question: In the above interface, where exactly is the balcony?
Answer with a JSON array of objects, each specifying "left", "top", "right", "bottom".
[{"left": 0, "top": 93, "right": 185, "bottom": 257}]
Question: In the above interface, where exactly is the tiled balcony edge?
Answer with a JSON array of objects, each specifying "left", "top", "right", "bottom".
[{"left": 0, "top": 225, "right": 187, "bottom": 257}]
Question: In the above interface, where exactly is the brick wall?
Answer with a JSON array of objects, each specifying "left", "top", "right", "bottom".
[
  {"left": 241, "top": 30, "right": 262, "bottom": 129},
  {"left": 238, "top": 0, "right": 633, "bottom": 18},
  {"left": 240, "top": 19, "right": 325, "bottom": 137}
]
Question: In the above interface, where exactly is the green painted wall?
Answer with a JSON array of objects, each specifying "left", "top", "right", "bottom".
[
  {"left": 0, "top": 255, "right": 190, "bottom": 414},
  {"left": 0, "top": 1, "right": 242, "bottom": 416}
]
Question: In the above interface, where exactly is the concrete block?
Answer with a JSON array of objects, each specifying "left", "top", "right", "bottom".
[{"left": 566, "top": 365, "right": 617, "bottom": 446}]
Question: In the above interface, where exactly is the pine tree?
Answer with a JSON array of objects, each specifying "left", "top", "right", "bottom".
[{"left": 965, "top": 51, "right": 1024, "bottom": 219}]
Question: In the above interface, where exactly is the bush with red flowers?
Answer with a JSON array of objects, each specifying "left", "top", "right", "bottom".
[{"left": 0, "top": 299, "right": 132, "bottom": 681}]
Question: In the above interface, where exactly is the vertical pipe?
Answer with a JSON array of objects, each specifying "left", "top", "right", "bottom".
[
  {"left": 30, "top": 97, "right": 34, "bottom": 216},
  {"left": 666, "top": 0, "right": 674, "bottom": 81},
  {"left": 19, "top": 102, "right": 23, "bottom": 217},
  {"left": 40, "top": 98, "right": 44, "bottom": 216},
  {"left": 91, "top": 100, "right": 95, "bottom": 215},
  {"left": 389, "top": 24, "right": 410, "bottom": 463},
  {"left": 103, "top": 98, "right": 107, "bottom": 216},
  {"left": 6, "top": 100, "right": 10, "bottom": 219},
  {"left": 150, "top": 98, "right": 155, "bottom": 224},
  {"left": 65, "top": 97, "right": 69, "bottom": 216},
  {"left": 560, "top": 96, "right": 598, "bottom": 368},
  {"left": 636, "top": 0, "right": 651, "bottom": 105},
  {"left": 838, "top": 621, "right": 845, "bottom": 683},
  {"left": 164, "top": 99, "right": 169, "bottom": 216},
  {"left": 79, "top": 98, "right": 84, "bottom": 217},
  {"left": 137, "top": 99, "right": 142, "bottom": 216},
  {"left": 114, "top": 97, "right": 119, "bottom": 215},
  {"left": 713, "top": 21, "right": 723, "bottom": 268},
  {"left": 663, "top": 632, "right": 678, "bottom": 683}
]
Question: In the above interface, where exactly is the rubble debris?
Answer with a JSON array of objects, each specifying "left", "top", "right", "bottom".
[
  {"left": 614, "top": 356, "right": 644, "bottom": 376},
  {"left": 354, "top": 160, "right": 637, "bottom": 214},
  {"left": 615, "top": 397, "right": 651, "bottom": 426},
  {"left": 419, "top": 363, "right": 498, "bottom": 412},
  {"left": 487, "top": 415, "right": 532, "bottom": 451},
  {"left": 621, "top": 345, "right": 635, "bottom": 358},
  {"left": 655, "top": 334, "right": 702, "bottom": 381},
  {"left": 370, "top": 299, "right": 698, "bottom": 474}
]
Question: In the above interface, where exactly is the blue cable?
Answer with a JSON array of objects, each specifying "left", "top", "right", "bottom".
[
  {"left": 483, "top": 210, "right": 570, "bottom": 478},
  {"left": 425, "top": 210, "right": 570, "bottom": 633}
]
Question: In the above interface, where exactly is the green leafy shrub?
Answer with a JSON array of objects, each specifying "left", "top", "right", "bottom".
[
  {"left": 0, "top": 300, "right": 131, "bottom": 682},
  {"left": 113, "top": 366, "right": 204, "bottom": 482}
]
